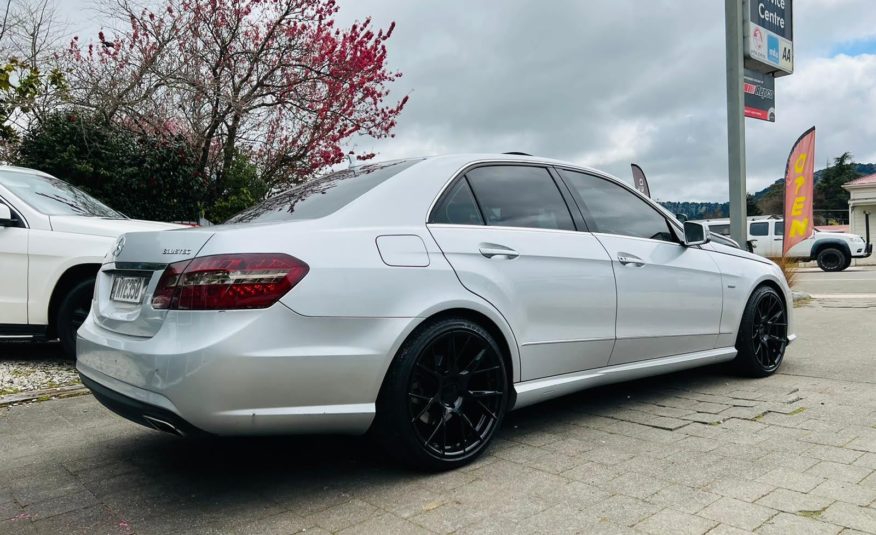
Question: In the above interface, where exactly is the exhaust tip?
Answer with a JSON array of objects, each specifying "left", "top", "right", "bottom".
[{"left": 143, "top": 415, "right": 184, "bottom": 436}]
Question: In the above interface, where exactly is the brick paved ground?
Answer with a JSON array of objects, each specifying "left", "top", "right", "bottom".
[{"left": 1, "top": 300, "right": 875, "bottom": 534}]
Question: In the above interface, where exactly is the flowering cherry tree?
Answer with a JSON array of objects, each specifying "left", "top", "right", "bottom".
[{"left": 66, "top": 0, "right": 407, "bottom": 201}]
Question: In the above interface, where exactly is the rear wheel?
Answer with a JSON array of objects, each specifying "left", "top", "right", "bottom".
[
  {"left": 375, "top": 317, "right": 509, "bottom": 470},
  {"left": 816, "top": 247, "right": 848, "bottom": 272},
  {"left": 57, "top": 279, "right": 94, "bottom": 358},
  {"left": 733, "top": 286, "right": 788, "bottom": 377}
]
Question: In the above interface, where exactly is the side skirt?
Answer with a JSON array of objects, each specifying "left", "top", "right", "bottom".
[
  {"left": 512, "top": 347, "right": 737, "bottom": 410},
  {"left": 0, "top": 324, "right": 47, "bottom": 340}
]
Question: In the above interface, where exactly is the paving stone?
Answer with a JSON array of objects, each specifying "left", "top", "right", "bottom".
[
  {"left": 757, "top": 467, "right": 825, "bottom": 493},
  {"left": 336, "top": 512, "right": 431, "bottom": 535},
  {"left": 819, "top": 501, "right": 876, "bottom": 532},
  {"left": 221, "top": 511, "right": 307, "bottom": 535},
  {"left": 704, "top": 478, "right": 775, "bottom": 502},
  {"left": 705, "top": 524, "right": 757, "bottom": 535},
  {"left": 805, "top": 445, "right": 866, "bottom": 465},
  {"left": 302, "top": 499, "right": 378, "bottom": 533},
  {"left": 846, "top": 436, "right": 876, "bottom": 454},
  {"left": 807, "top": 461, "right": 873, "bottom": 484},
  {"left": 698, "top": 496, "right": 778, "bottom": 531},
  {"left": 600, "top": 472, "right": 670, "bottom": 499},
  {"left": 754, "top": 512, "right": 842, "bottom": 535},
  {"left": 755, "top": 487, "right": 834, "bottom": 514},
  {"left": 634, "top": 508, "right": 717, "bottom": 535},
  {"left": 852, "top": 452, "right": 876, "bottom": 470},
  {"left": 646, "top": 484, "right": 721, "bottom": 515},
  {"left": 810, "top": 479, "right": 876, "bottom": 507},
  {"left": 581, "top": 494, "right": 661, "bottom": 527}
]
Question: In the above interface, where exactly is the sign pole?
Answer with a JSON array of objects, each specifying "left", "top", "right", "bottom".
[{"left": 726, "top": 0, "right": 748, "bottom": 248}]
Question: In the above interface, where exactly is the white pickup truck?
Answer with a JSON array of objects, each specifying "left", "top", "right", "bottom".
[
  {"left": 698, "top": 216, "right": 872, "bottom": 272},
  {"left": 0, "top": 166, "right": 181, "bottom": 355}
]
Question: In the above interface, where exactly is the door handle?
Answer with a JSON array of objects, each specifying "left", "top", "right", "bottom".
[
  {"left": 617, "top": 253, "right": 645, "bottom": 267},
  {"left": 479, "top": 244, "right": 519, "bottom": 259}
]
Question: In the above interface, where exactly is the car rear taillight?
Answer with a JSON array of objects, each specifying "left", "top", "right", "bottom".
[{"left": 151, "top": 254, "right": 309, "bottom": 310}]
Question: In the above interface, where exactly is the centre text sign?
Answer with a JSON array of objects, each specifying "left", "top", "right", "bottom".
[{"left": 743, "top": 0, "right": 793, "bottom": 76}]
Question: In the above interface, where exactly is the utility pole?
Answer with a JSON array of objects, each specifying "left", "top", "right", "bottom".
[{"left": 725, "top": 0, "right": 747, "bottom": 247}]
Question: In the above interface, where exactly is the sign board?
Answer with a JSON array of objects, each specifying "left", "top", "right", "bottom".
[
  {"left": 630, "top": 164, "right": 650, "bottom": 198},
  {"left": 743, "top": 68, "right": 775, "bottom": 122},
  {"left": 743, "top": 0, "right": 793, "bottom": 76}
]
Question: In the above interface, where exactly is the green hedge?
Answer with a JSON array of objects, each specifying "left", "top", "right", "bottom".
[{"left": 16, "top": 112, "right": 206, "bottom": 222}]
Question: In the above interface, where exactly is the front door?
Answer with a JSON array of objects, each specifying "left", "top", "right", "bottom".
[
  {"left": 0, "top": 202, "right": 28, "bottom": 325},
  {"left": 557, "top": 169, "right": 724, "bottom": 365},
  {"left": 428, "top": 165, "right": 617, "bottom": 380}
]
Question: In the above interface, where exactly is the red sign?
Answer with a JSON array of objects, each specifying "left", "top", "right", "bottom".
[{"left": 783, "top": 127, "right": 816, "bottom": 256}]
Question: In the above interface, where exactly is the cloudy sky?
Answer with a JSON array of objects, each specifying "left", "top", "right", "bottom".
[{"left": 58, "top": 0, "right": 876, "bottom": 202}]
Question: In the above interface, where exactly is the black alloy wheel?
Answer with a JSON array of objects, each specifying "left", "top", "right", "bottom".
[
  {"left": 376, "top": 317, "right": 509, "bottom": 470},
  {"left": 734, "top": 286, "right": 788, "bottom": 377},
  {"left": 57, "top": 279, "right": 94, "bottom": 358}
]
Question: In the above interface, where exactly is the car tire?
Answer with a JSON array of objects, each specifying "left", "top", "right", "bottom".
[
  {"left": 374, "top": 317, "right": 509, "bottom": 471},
  {"left": 57, "top": 279, "right": 94, "bottom": 358},
  {"left": 816, "top": 247, "right": 848, "bottom": 272},
  {"left": 733, "top": 286, "right": 788, "bottom": 378}
]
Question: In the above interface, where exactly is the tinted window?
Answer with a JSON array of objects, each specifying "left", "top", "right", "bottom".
[
  {"left": 559, "top": 169, "right": 674, "bottom": 242},
  {"left": 430, "top": 178, "right": 484, "bottom": 225},
  {"left": 750, "top": 222, "right": 769, "bottom": 236},
  {"left": 774, "top": 221, "right": 784, "bottom": 236},
  {"left": 709, "top": 224, "right": 731, "bottom": 236},
  {"left": 465, "top": 166, "right": 574, "bottom": 231},
  {"left": 0, "top": 170, "right": 124, "bottom": 218},
  {"left": 227, "top": 159, "right": 421, "bottom": 224}
]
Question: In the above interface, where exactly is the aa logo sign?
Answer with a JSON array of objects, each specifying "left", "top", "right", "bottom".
[{"left": 783, "top": 127, "right": 816, "bottom": 256}]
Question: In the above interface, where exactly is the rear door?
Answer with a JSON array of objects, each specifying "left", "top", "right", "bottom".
[
  {"left": 557, "top": 169, "right": 724, "bottom": 365},
  {"left": 428, "top": 164, "right": 617, "bottom": 380},
  {"left": 0, "top": 200, "right": 28, "bottom": 325}
]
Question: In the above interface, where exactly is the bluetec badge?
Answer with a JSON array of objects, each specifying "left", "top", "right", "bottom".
[{"left": 767, "top": 34, "right": 780, "bottom": 64}]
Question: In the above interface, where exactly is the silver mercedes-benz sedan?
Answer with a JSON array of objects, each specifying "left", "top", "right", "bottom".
[{"left": 77, "top": 154, "right": 794, "bottom": 470}]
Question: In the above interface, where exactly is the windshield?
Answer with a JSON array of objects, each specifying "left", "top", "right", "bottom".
[
  {"left": 0, "top": 170, "right": 125, "bottom": 218},
  {"left": 226, "top": 159, "right": 422, "bottom": 224}
]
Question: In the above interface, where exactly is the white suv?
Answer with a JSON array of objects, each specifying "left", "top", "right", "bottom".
[
  {"left": 699, "top": 216, "right": 872, "bottom": 271},
  {"left": 0, "top": 166, "right": 181, "bottom": 355}
]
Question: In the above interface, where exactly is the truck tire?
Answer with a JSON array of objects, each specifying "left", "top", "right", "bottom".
[
  {"left": 57, "top": 279, "right": 94, "bottom": 358},
  {"left": 816, "top": 247, "right": 848, "bottom": 272}
]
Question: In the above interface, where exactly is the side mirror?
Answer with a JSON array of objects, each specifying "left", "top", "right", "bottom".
[
  {"left": 0, "top": 205, "right": 13, "bottom": 227},
  {"left": 683, "top": 221, "right": 710, "bottom": 246}
]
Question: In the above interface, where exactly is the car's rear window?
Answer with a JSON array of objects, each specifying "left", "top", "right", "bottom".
[{"left": 226, "top": 159, "right": 422, "bottom": 224}]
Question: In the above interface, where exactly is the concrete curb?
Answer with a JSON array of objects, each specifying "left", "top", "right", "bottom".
[{"left": 0, "top": 384, "right": 90, "bottom": 407}]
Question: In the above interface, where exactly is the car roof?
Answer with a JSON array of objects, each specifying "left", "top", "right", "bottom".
[{"left": 0, "top": 165, "right": 54, "bottom": 178}]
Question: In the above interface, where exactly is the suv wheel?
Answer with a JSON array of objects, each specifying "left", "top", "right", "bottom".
[
  {"left": 816, "top": 247, "right": 848, "bottom": 272},
  {"left": 375, "top": 317, "right": 509, "bottom": 470},
  {"left": 733, "top": 286, "right": 788, "bottom": 377},
  {"left": 57, "top": 279, "right": 94, "bottom": 358}
]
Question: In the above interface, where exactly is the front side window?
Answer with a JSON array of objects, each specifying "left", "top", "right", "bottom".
[
  {"left": 559, "top": 169, "right": 675, "bottom": 242},
  {"left": 465, "top": 166, "right": 574, "bottom": 231},
  {"left": 0, "top": 170, "right": 124, "bottom": 218},
  {"left": 709, "top": 224, "right": 731, "bottom": 236},
  {"left": 750, "top": 222, "right": 769, "bottom": 236}
]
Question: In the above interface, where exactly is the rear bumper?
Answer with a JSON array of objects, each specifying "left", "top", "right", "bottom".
[{"left": 77, "top": 304, "right": 415, "bottom": 435}]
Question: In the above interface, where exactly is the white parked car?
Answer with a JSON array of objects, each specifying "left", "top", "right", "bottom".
[
  {"left": 0, "top": 166, "right": 181, "bottom": 355},
  {"left": 699, "top": 216, "right": 872, "bottom": 271},
  {"left": 77, "top": 154, "right": 794, "bottom": 470}
]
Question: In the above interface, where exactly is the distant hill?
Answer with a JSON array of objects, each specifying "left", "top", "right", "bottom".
[{"left": 660, "top": 163, "right": 876, "bottom": 219}]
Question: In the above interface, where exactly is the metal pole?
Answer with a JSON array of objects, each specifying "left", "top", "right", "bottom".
[{"left": 725, "top": 0, "right": 747, "bottom": 247}]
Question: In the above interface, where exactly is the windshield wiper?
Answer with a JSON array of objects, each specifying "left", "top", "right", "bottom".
[{"left": 35, "top": 192, "right": 92, "bottom": 215}]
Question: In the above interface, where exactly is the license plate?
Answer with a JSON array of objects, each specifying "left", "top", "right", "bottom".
[{"left": 111, "top": 276, "right": 147, "bottom": 304}]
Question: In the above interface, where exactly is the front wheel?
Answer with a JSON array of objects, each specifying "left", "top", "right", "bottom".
[
  {"left": 374, "top": 317, "right": 509, "bottom": 471},
  {"left": 57, "top": 279, "right": 94, "bottom": 358},
  {"left": 816, "top": 247, "right": 848, "bottom": 272},
  {"left": 733, "top": 286, "right": 788, "bottom": 377}
]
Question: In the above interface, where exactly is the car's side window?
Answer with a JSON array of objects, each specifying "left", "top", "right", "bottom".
[
  {"left": 465, "top": 166, "right": 575, "bottom": 231},
  {"left": 429, "top": 178, "right": 484, "bottom": 225},
  {"left": 558, "top": 169, "right": 675, "bottom": 242},
  {"left": 750, "top": 222, "right": 769, "bottom": 236},
  {"left": 710, "top": 224, "right": 730, "bottom": 236},
  {"left": 774, "top": 221, "right": 784, "bottom": 237}
]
